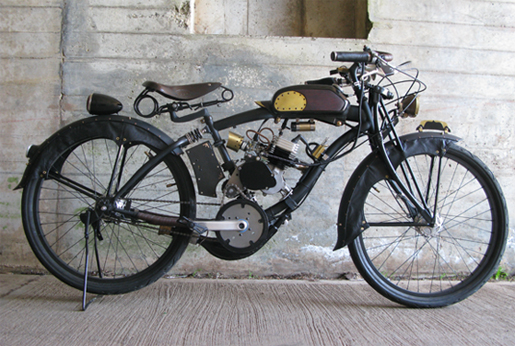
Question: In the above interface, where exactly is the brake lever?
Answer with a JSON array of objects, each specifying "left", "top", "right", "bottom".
[{"left": 330, "top": 66, "right": 350, "bottom": 76}]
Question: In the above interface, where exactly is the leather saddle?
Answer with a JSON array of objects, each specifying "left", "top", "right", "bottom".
[{"left": 143, "top": 81, "right": 222, "bottom": 101}]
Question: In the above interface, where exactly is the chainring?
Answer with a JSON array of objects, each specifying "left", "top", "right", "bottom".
[{"left": 215, "top": 199, "right": 269, "bottom": 254}]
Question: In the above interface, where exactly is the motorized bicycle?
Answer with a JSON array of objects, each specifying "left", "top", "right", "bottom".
[{"left": 16, "top": 47, "right": 508, "bottom": 308}]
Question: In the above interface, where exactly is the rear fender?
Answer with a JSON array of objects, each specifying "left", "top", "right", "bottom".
[
  {"left": 334, "top": 131, "right": 461, "bottom": 250},
  {"left": 15, "top": 115, "right": 176, "bottom": 190}
]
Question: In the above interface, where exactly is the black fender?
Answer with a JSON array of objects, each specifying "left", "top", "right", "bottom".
[
  {"left": 334, "top": 131, "right": 461, "bottom": 250},
  {"left": 15, "top": 115, "right": 186, "bottom": 190}
]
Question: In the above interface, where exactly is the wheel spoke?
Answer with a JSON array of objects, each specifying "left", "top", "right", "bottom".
[
  {"left": 352, "top": 146, "right": 506, "bottom": 307},
  {"left": 25, "top": 129, "right": 193, "bottom": 294}
]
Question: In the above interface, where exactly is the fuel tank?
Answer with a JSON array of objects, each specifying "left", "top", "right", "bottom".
[{"left": 272, "top": 85, "right": 349, "bottom": 114}]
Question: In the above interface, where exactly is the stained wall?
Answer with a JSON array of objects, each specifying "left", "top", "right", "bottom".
[{"left": 1, "top": 0, "right": 514, "bottom": 277}]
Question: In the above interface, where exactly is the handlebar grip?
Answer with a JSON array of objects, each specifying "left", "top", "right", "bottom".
[
  {"left": 330, "top": 51, "right": 394, "bottom": 63},
  {"left": 331, "top": 51, "right": 371, "bottom": 63}
]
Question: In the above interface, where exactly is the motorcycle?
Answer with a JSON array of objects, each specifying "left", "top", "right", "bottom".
[{"left": 16, "top": 47, "right": 508, "bottom": 308}]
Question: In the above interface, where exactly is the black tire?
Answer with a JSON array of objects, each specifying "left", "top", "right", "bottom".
[
  {"left": 348, "top": 143, "right": 508, "bottom": 308},
  {"left": 21, "top": 116, "right": 195, "bottom": 295}
]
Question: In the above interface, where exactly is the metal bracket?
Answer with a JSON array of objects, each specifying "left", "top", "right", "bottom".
[
  {"left": 417, "top": 120, "right": 451, "bottom": 133},
  {"left": 186, "top": 142, "right": 224, "bottom": 197}
]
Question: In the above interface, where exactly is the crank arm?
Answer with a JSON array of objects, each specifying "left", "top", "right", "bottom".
[
  {"left": 193, "top": 220, "right": 249, "bottom": 233},
  {"left": 127, "top": 209, "right": 249, "bottom": 234},
  {"left": 169, "top": 218, "right": 250, "bottom": 235}
]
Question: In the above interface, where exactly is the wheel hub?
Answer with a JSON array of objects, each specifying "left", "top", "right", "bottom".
[
  {"left": 415, "top": 213, "right": 443, "bottom": 238},
  {"left": 96, "top": 198, "right": 111, "bottom": 213}
]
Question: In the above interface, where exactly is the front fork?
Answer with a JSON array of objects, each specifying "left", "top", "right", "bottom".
[{"left": 368, "top": 91, "right": 436, "bottom": 227}]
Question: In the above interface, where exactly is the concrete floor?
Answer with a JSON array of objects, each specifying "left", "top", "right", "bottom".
[{"left": 1, "top": 274, "right": 514, "bottom": 346}]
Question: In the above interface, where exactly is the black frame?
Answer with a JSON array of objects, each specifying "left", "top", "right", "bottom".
[{"left": 112, "top": 61, "right": 437, "bottom": 236}]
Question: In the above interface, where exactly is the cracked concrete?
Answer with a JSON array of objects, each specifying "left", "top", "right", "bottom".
[{"left": 1, "top": 274, "right": 514, "bottom": 345}]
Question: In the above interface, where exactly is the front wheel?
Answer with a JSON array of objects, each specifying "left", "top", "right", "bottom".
[
  {"left": 348, "top": 143, "right": 508, "bottom": 308},
  {"left": 21, "top": 116, "right": 196, "bottom": 295}
]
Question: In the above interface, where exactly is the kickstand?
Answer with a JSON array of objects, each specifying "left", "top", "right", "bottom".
[{"left": 80, "top": 209, "right": 103, "bottom": 311}]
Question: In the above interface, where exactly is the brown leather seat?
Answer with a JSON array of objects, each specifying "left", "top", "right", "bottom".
[{"left": 142, "top": 81, "right": 222, "bottom": 101}]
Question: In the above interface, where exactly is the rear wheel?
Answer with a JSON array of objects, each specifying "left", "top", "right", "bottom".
[
  {"left": 348, "top": 144, "right": 507, "bottom": 307},
  {"left": 22, "top": 118, "right": 195, "bottom": 294}
]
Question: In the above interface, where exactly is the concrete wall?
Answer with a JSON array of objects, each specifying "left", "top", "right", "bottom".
[
  {"left": 194, "top": 0, "right": 368, "bottom": 38},
  {"left": 1, "top": 0, "right": 514, "bottom": 277},
  {"left": 1, "top": 0, "right": 63, "bottom": 269}
]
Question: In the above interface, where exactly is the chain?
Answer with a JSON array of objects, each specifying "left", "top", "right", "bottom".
[
  {"left": 103, "top": 216, "right": 194, "bottom": 238},
  {"left": 130, "top": 198, "right": 221, "bottom": 207},
  {"left": 114, "top": 187, "right": 261, "bottom": 241}
]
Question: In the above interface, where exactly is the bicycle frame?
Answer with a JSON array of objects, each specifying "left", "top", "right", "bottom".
[
  {"left": 17, "top": 47, "right": 507, "bottom": 308},
  {"left": 111, "top": 67, "right": 436, "bottom": 235}
]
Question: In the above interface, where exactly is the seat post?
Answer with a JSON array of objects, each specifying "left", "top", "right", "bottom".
[{"left": 203, "top": 110, "right": 235, "bottom": 173}]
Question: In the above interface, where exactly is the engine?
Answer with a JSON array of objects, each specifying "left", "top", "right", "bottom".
[
  {"left": 224, "top": 128, "right": 303, "bottom": 197},
  {"left": 216, "top": 121, "right": 326, "bottom": 255}
]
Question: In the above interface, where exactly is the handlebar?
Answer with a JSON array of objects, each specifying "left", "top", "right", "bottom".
[
  {"left": 330, "top": 51, "right": 372, "bottom": 63},
  {"left": 331, "top": 50, "right": 393, "bottom": 64}
]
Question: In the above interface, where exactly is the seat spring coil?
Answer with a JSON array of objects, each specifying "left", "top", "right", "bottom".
[{"left": 186, "top": 128, "right": 203, "bottom": 144}]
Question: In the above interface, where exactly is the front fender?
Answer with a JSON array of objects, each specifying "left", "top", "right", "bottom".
[
  {"left": 334, "top": 131, "right": 461, "bottom": 250},
  {"left": 15, "top": 115, "right": 176, "bottom": 190}
]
